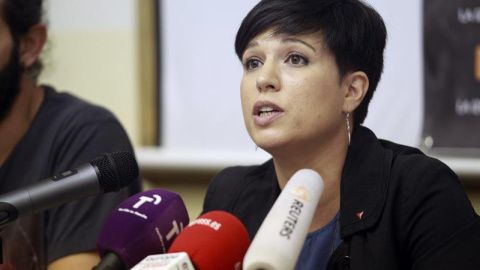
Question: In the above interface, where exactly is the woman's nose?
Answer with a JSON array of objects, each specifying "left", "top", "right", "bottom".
[{"left": 256, "top": 60, "right": 280, "bottom": 92}]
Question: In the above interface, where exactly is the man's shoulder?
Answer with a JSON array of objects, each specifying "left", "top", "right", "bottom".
[{"left": 42, "top": 85, "right": 117, "bottom": 124}]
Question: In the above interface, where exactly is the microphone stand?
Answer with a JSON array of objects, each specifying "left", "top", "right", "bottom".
[
  {"left": 0, "top": 202, "right": 20, "bottom": 264},
  {"left": 92, "top": 252, "right": 126, "bottom": 270}
]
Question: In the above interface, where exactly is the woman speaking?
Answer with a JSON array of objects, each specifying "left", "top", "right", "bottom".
[{"left": 202, "top": 0, "right": 480, "bottom": 269}]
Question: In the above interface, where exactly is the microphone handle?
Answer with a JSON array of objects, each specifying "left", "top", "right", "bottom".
[
  {"left": 92, "top": 252, "right": 126, "bottom": 270},
  {"left": 0, "top": 163, "right": 101, "bottom": 228}
]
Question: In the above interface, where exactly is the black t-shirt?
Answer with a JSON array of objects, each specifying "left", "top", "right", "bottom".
[{"left": 0, "top": 86, "right": 141, "bottom": 269}]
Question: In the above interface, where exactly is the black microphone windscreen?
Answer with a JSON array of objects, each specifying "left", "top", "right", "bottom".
[{"left": 90, "top": 151, "right": 138, "bottom": 192}]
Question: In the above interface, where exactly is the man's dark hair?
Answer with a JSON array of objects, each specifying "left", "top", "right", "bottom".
[
  {"left": 235, "top": 0, "right": 387, "bottom": 124},
  {"left": 1, "top": 0, "right": 44, "bottom": 79}
]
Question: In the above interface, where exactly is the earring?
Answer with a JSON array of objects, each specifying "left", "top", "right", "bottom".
[{"left": 346, "top": 109, "right": 351, "bottom": 145}]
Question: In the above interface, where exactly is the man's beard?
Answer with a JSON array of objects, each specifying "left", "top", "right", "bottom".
[{"left": 0, "top": 45, "right": 22, "bottom": 121}]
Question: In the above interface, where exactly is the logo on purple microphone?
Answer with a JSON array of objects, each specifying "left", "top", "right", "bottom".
[{"left": 118, "top": 194, "right": 162, "bottom": 219}]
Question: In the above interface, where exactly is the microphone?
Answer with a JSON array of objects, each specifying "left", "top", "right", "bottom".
[
  {"left": 95, "top": 189, "right": 190, "bottom": 270},
  {"left": 243, "top": 169, "right": 324, "bottom": 270},
  {"left": 165, "top": 210, "right": 251, "bottom": 270},
  {"left": 0, "top": 151, "right": 138, "bottom": 229}
]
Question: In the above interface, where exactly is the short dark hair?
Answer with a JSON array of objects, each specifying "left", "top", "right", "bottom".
[
  {"left": 235, "top": 0, "right": 387, "bottom": 124},
  {"left": 1, "top": 0, "right": 44, "bottom": 79}
]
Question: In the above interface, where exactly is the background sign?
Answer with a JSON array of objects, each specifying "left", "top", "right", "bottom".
[{"left": 423, "top": 0, "right": 480, "bottom": 151}]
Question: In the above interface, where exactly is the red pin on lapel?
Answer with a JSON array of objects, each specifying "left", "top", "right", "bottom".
[{"left": 356, "top": 211, "right": 364, "bottom": 219}]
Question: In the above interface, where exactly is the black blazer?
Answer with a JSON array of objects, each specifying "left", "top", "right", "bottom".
[{"left": 202, "top": 126, "right": 480, "bottom": 269}]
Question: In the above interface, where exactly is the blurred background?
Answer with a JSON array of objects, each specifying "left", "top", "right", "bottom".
[{"left": 38, "top": 0, "right": 480, "bottom": 220}]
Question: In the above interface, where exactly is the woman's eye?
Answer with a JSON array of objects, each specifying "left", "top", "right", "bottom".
[
  {"left": 287, "top": 54, "right": 308, "bottom": 65},
  {"left": 244, "top": 58, "right": 262, "bottom": 70}
]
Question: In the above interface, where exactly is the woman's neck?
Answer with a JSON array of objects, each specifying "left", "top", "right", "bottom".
[
  {"left": 272, "top": 132, "right": 348, "bottom": 188},
  {"left": 271, "top": 130, "right": 350, "bottom": 231}
]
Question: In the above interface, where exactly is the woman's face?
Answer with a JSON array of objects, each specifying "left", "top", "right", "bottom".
[{"left": 240, "top": 29, "right": 348, "bottom": 154}]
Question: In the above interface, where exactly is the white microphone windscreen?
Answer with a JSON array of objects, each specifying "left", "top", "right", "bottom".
[{"left": 243, "top": 169, "right": 324, "bottom": 270}]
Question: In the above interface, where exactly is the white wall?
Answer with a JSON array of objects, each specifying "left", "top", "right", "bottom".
[
  {"left": 38, "top": 0, "right": 139, "bottom": 145},
  {"left": 363, "top": 0, "right": 423, "bottom": 146}
]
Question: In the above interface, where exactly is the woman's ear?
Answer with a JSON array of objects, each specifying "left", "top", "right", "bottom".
[
  {"left": 342, "top": 71, "right": 369, "bottom": 112},
  {"left": 19, "top": 23, "right": 47, "bottom": 69}
]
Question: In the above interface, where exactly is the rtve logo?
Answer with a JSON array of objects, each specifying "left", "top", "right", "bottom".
[{"left": 133, "top": 194, "right": 162, "bottom": 209}]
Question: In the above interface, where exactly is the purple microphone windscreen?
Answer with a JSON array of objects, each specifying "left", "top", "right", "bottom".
[{"left": 96, "top": 189, "right": 189, "bottom": 269}]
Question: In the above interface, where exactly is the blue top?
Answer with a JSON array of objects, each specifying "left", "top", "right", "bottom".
[{"left": 294, "top": 212, "right": 342, "bottom": 270}]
